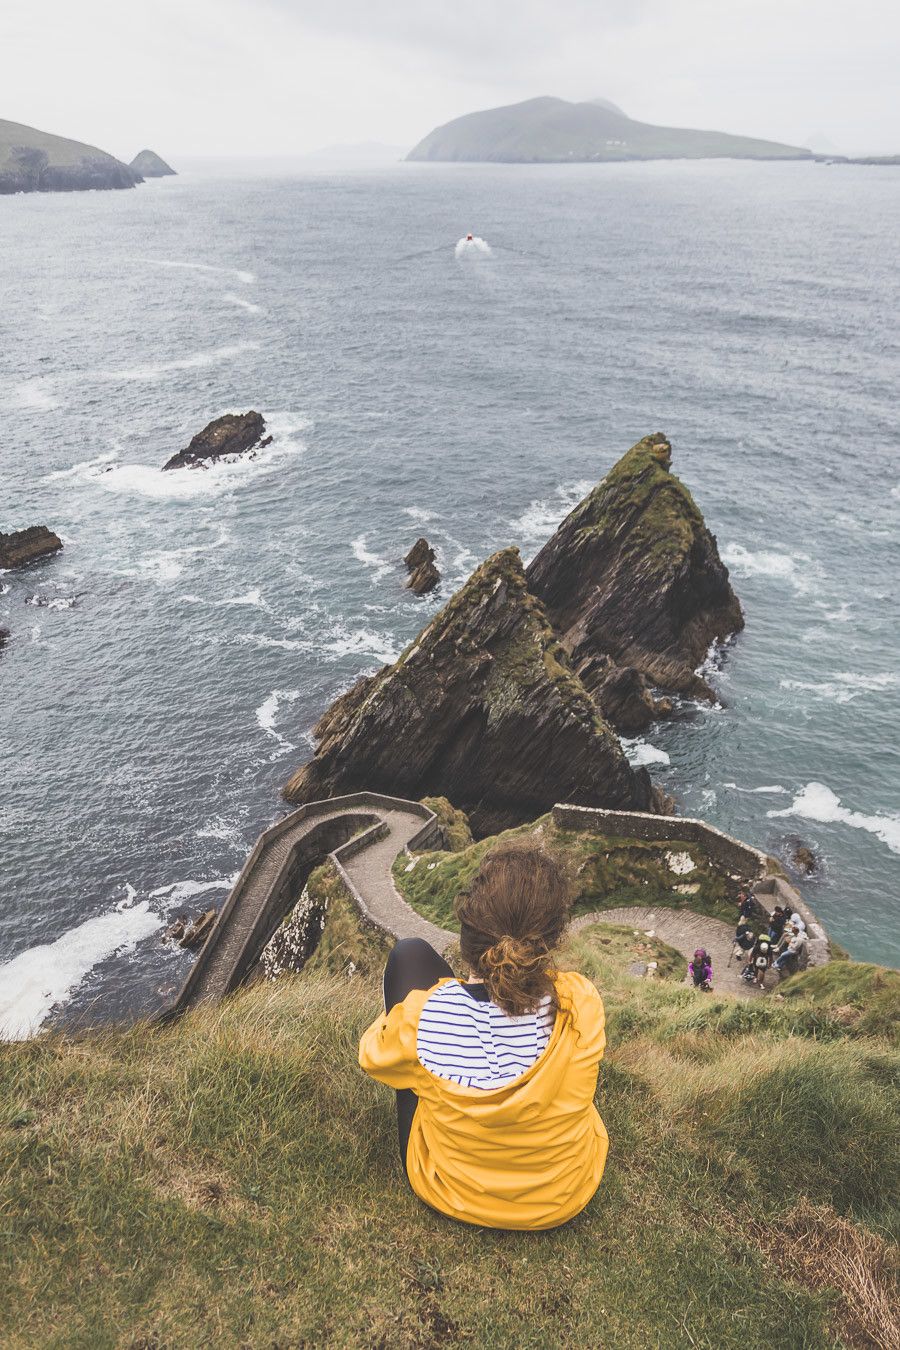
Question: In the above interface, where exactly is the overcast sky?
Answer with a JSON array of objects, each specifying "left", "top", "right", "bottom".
[{"left": 3, "top": 0, "right": 899, "bottom": 159}]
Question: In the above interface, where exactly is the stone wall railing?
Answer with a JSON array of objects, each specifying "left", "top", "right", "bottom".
[
  {"left": 551, "top": 803, "right": 830, "bottom": 967},
  {"left": 162, "top": 792, "right": 439, "bottom": 1018}
]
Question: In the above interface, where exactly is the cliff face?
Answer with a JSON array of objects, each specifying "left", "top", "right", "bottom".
[
  {"left": 526, "top": 434, "right": 743, "bottom": 721},
  {"left": 283, "top": 548, "right": 654, "bottom": 836},
  {"left": 0, "top": 119, "right": 139, "bottom": 194}
]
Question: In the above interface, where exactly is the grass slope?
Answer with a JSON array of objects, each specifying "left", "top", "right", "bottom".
[
  {"left": 393, "top": 810, "right": 748, "bottom": 929},
  {"left": 1, "top": 915, "right": 897, "bottom": 1349}
]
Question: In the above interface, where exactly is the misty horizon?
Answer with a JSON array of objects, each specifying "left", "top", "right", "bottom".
[{"left": 2, "top": 0, "right": 899, "bottom": 162}]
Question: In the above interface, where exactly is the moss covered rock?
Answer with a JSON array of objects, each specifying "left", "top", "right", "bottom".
[
  {"left": 284, "top": 548, "right": 655, "bottom": 834},
  {"left": 526, "top": 433, "right": 744, "bottom": 714}
]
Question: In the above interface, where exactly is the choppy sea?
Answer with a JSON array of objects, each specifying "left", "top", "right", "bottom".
[{"left": 1, "top": 159, "right": 898, "bottom": 1037}]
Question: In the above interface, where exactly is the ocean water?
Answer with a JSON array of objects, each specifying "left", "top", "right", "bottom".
[{"left": 1, "top": 159, "right": 898, "bottom": 1037}]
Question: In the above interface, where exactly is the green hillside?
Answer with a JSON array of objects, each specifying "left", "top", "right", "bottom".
[
  {"left": 408, "top": 96, "right": 812, "bottom": 163},
  {"left": 1, "top": 897, "right": 897, "bottom": 1348},
  {"left": 0, "top": 118, "right": 138, "bottom": 193}
]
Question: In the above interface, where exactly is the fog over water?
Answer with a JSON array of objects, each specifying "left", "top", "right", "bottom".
[{"left": 1, "top": 159, "right": 898, "bottom": 1037}]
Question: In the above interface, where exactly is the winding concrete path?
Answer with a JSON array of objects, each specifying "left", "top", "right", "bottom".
[
  {"left": 173, "top": 794, "right": 777, "bottom": 1016},
  {"left": 572, "top": 906, "right": 763, "bottom": 997},
  {"left": 338, "top": 805, "right": 455, "bottom": 953}
]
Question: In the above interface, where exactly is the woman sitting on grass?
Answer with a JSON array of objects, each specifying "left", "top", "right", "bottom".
[{"left": 358, "top": 842, "right": 608, "bottom": 1231}]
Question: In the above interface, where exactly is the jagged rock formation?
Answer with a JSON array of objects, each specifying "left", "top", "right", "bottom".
[
  {"left": 162, "top": 411, "right": 269, "bottom": 470},
  {"left": 283, "top": 548, "right": 655, "bottom": 835},
  {"left": 0, "top": 526, "right": 63, "bottom": 569},
  {"left": 129, "top": 149, "right": 176, "bottom": 177},
  {"left": 0, "top": 118, "right": 139, "bottom": 193},
  {"left": 404, "top": 537, "right": 440, "bottom": 594},
  {"left": 526, "top": 433, "right": 743, "bottom": 726}
]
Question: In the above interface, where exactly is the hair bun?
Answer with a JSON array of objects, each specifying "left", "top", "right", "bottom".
[{"left": 482, "top": 935, "right": 545, "bottom": 976}]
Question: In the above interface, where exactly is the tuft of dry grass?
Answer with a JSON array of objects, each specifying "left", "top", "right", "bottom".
[{"left": 739, "top": 1200, "right": 900, "bottom": 1350}]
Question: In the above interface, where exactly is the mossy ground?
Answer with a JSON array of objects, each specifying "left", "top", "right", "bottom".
[
  {"left": 1, "top": 909, "right": 897, "bottom": 1349},
  {"left": 393, "top": 811, "right": 747, "bottom": 931}
]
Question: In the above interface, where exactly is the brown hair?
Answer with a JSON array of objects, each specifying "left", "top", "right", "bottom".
[{"left": 454, "top": 841, "right": 572, "bottom": 1017}]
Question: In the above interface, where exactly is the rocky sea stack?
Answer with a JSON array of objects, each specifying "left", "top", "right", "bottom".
[
  {"left": 404, "top": 537, "right": 440, "bottom": 594},
  {"left": 129, "top": 149, "right": 176, "bottom": 178},
  {"left": 0, "top": 526, "right": 63, "bottom": 569},
  {"left": 0, "top": 118, "right": 139, "bottom": 193},
  {"left": 162, "top": 412, "right": 269, "bottom": 471},
  {"left": 526, "top": 433, "right": 743, "bottom": 729},
  {"left": 283, "top": 548, "right": 654, "bottom": 835}
]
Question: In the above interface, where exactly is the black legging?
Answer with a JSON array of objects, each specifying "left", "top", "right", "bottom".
[{"left": 383, "top": 937, "right": 454, "bottom": 1168}]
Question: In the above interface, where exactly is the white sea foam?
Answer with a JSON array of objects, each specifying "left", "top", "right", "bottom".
[
  {"left": 455, "top": 236, "right": 492, "bottom": 258},
  {"left": 255, "top": 688, "right": 301, "bottom": 754},
  {"left": 621, "top": 738, "right": 671, "bottom": 767},
  {"left": 148, "top": 876, "right": 236, "bottom": 903},
  {"left": 196, "top": 817, "right": 245, "bottom": 848},
  {"left": 816, "top": 600, "right": 853, "bottom": 623},
  {"left": 768, "top": 782, "right": 900, "bottom": 856},
  {"left": 237, "top": 622, "right": 399, "bottom": 665},
  {"left": 223, "top": 292, "right": 264, "bottom": 314},
  {"left": 721, "top": 543, "right": 824, "bottom": 594},
  {"left": 224, "top": 588, "right": 271, "bottom": 611},
  {"left": 44, "top": 449, "right": 119, "bottom": 481},
  {"left": 0, "top": 897, "right": 161, "bottom": 1040},
  {"left": 724, "top": 782, "right": 788, "bottom": 795},
  {"left": 137, "top": 259, "right": 256, "bottom": 285},
  {"left": 86, "top": 431, "right": 301, "bottom": 501},
  {"left": 24, "top": 594, "right": 78, "bottom": 610},
  {"left": 780, "top": 672, "right": 898, "bottom": 705},
  {"left": 403, "top": 506, "right": 437, "bottom": 524},
  {"left": 510, "top": 480, "right": 594, "bottom": 560},
  {"left": 352, "top": 535, "right": 395, "bottom": 581},
  {"left": 96, "top": 342, "right": 258, "bottom": 384}
]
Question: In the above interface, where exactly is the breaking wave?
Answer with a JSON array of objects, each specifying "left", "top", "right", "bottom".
[
  {"left": 352, "top": 535, "right": 395, "bottom": 581},
  {"left": 768, "top": 782, "right": 900, "bottom": 856},
  {"left": 721, "top": 543, "right": 824, "bottom": 594},
  {"left": 223, "top": 293, "right": 264, "bottom": 314},
  {"left": 509, "top": 480, "right": 594, "bottom": 560},
  {"left": 621, "top": 738, "right": 671, "bottom": 767},
  {"left": 95, "top": 342, "right": 258, "bottom": 383},
  {"left": 780, "top": 672, "right": 898, "bottom": 704},
  {"left": 255, "top": 688, "right": 301, "bottom": 755}
]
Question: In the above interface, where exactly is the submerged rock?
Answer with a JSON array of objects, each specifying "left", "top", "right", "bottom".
[
  {"left": 129, "top": 149, "right": 176, "bottom": 178},
  {"left": 162, "top": 412, "right": 267, "bottom": 470},
  {"left": 283, "top": 547, "right": 655, "bottom": 836},
  {"left": 404, "top": 537, "right": 440, "bottom": 594},
  {"left": 0, "top": 526, "right": 63, "bottom": 569},
  {"left": 179, "top": 909, "right": 217, "bottom": 950},
  {"left": 526, "top": 433, "right": 743, "bottom": 717}
]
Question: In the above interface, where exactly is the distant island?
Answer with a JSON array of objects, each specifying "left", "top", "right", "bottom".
[
  {"left": 0, "top": 119, "right": 175, "bottom": 194},
  {"left": 407, "top": 96, "right": 813, "bottom": 163},
  {"left": 129, "top": 148, "right": 176, "bottom": 178}
]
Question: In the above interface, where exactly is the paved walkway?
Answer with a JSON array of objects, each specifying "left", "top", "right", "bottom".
[
  {"left": 571, "top": 905, "right": 764, "bottom": 998},
  {"left": 177, "top": 796, "right": 775, "bottom": 1012},
  {"left": 339, "top": 806, "right": 455, "bottom": 953}
]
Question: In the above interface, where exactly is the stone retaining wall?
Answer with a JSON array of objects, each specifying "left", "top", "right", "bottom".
[
  {"left": 551, "top": 803, "right": 830, "bottom": 967},
  {"left": 163, "top": 792, "right": 439, "bottom": 1018}
]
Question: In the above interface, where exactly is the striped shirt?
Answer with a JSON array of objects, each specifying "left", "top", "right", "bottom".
[{"left": 416, "top": 979, "right": 556, "bottom": 1089}]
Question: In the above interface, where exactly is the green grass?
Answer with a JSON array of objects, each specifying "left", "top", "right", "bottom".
[
  {"left": 1, "top": 909, "right": 897, "bottom": 1349},
  {"left": 393, "top": 811, "right": 746, "bottom": 929}
]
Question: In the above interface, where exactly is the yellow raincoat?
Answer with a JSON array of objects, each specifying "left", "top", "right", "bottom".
[{"left": 358, "top": 970, "right": 608, "bottom": 1230}]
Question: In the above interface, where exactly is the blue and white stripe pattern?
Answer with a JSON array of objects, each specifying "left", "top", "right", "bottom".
[{"left": 416, "top": 980, "right": 556, "bottom": 1089}]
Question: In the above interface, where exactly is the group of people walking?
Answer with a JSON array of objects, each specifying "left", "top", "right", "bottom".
[{"left": 687, "top": 891, "right": 811, "bottom": 994}]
